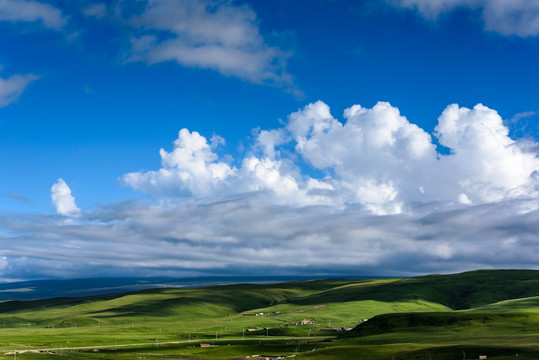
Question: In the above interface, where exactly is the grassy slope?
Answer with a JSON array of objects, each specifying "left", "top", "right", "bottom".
[
  {"left": 3, "top": 270, "right": 539, "bottom": 325},
  {"left": 333, "top": 270, "right": 539, "bottom": 360},
  {"left": 1, "top": 269, "right": 539, "bottom": 359},
  {"left": 471, "top": 296, "right": 539, "bottom": 313},
  {"left": 300, "top": 269, "right": 539, "bottom": 310}
]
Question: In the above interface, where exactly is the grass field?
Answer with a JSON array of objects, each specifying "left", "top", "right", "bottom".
[{"left": 1, "top": 270, "right": 538, "bottom": 359}]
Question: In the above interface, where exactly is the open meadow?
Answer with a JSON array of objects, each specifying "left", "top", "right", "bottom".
[{"left": 1, "top": 270, "right": 539, "bottom": 359}]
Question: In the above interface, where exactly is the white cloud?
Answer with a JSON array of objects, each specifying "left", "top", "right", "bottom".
[
  {"left": 0, "top": 0, "right": 66, "bottom": 29},
  {"left": 122, "top": 101, "right": 539, "bottom": 216},
  {"left": 435, "top": 104, "right": 539, "bottom": 203},
  {"left": 121, "top": 128, "right": 339, "bottom": 207},
  {"left": 286, "top": 101, "right": 438, "bottom": 213},
  {"left": 125, "top": 0, "right": 291, "bottom": 85},
  {"left": 255, "top": 129, "right": 285, "bottom": 159},
  {"left": 50, "top": 178, "right": 80, "bottom": 217},
  {"left": 210, "top": 134, "right": 226, "bottom": 149},
  {"left": 122, "top": 128, "right": 235, "bottom": 197},
  {"left": 0, "top": 71, "right": 38, "bottom": 107},
  {"left": 387, "top": 0, "right": 539, "bottom": 37},
  {"left": 458, "top": 193, "right": 472, "bottom": 205}
]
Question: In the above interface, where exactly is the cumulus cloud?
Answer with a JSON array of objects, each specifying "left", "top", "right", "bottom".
[
  {"left": 286, "top": 101, "right": 439, "bottom": 214},
  {"left": 122, "top": 128, "right": 336, "bottom": 207},
  {"left": 435, "top": 104, "right": 538, "bottom": 203},
  {"left": 387, "top": 0, "right": 539, "bottom": 37},
  {"left": 0, "top": 71, "right": 38, "bottom": 107},
  {"left": 0, "top": 0, "right": 66, "bottom": 29},
  {"left": 124, "top": 0, "right": 291, "bottom": 85},
  {"left": 50, "top": 178, "right": 80, "bottom": 217},
  {"left": 122, "top": 101, "right": 539, "bottom": 215},
  {"left": 123, "top": 128, "right": 235, "bottom": 197}
]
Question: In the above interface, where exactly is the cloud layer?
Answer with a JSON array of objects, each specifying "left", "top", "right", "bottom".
[
  {"left": 1, "top": 195, "right": 538, "bottom": 280},
  {"left": 125, "top": 0, "right": 291, "bottom": 85},
  {"left": 388, "top": 0, "right": 539, "bottom": 37}
]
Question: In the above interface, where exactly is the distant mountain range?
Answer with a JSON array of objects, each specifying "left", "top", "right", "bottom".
[{"left": 0, "top": 275, "right": 361, "bottom": 301}]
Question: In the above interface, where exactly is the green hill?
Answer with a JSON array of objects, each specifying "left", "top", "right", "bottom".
[
  {"left": 471, "top": 296, "right": 539, "bottom": 313},
  {"left": 286, "top": 269, "right": 539, "bottom": 309},
  {"left": 0, "top": 269, "right": 538, "bottom": 359},
  {"left": 346, "top": 311, "right": 539, "bottom": 337}
]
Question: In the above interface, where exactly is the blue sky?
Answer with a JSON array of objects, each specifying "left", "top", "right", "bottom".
[{"left": 0, "top": 0, "right": 538, "bottom": 281}]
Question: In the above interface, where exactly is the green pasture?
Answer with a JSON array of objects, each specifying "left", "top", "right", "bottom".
[{"left": 1, "top": 270, "right": 539, "bottom": 359}]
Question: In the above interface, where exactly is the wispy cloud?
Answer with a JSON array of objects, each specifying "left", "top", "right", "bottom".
[
  {"left": 0, "top": 71, "right": 38, "bottom": 107},
  {"left": 0, "top": 0, "right": 66, "bottom": 30},
  {"left": 387, "top": 0, "right": 539, "bottom": 37},
  {"left": 508, "top": 111, "right": 537, "bottom": 123},
  {"left": 124, "top": 0, "right": 292, "bottom": 86},
  {"left": 7, "top": 191, "right": 30, "bottom": 203}
]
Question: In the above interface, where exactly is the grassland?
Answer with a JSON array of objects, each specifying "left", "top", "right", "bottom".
[{"left": 1, "top": 270, "right": 538, "bottom": 359}]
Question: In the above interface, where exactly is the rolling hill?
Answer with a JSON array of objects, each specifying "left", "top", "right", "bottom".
[{"left": 0, "top": 269, "right": 538, "bottom": 359}]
